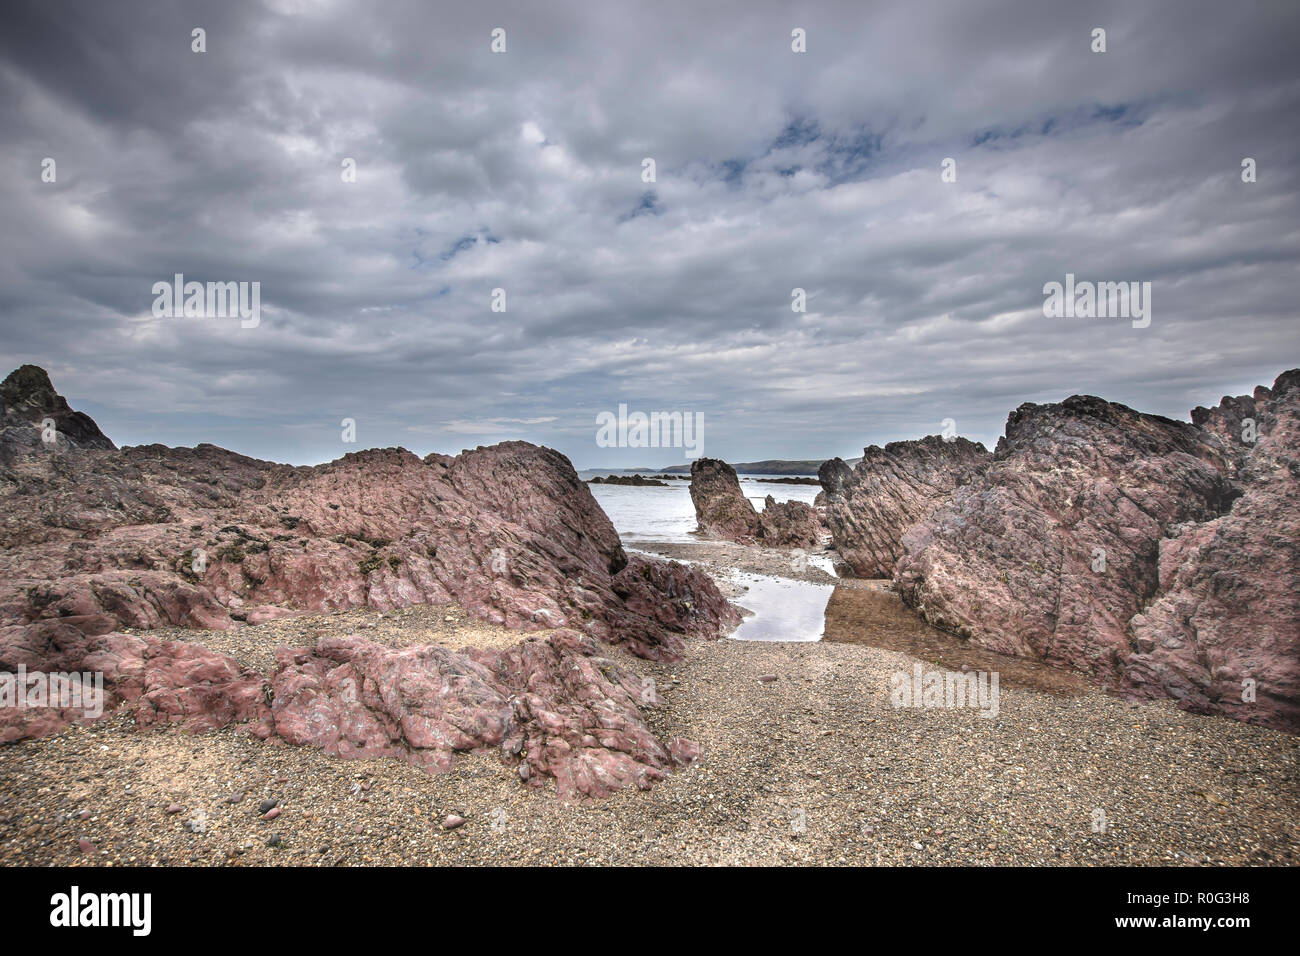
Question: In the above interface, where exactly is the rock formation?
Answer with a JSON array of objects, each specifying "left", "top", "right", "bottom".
[
  {"left": 1125, "top": 371, "right": 1300, "bottom": 729},
  {"left": 0, "top": 366, "right": 740, "bottom": 795},
  {"left": 0, "top": 619, "right": 269, "bottom": 745},
  {"left": 270, "top": 629, "right": 697, "bottom": 798},
  {"left": 588, "top": 474, "right": 668, "bottom": 486},
  {"left": 0, "top": 364, "right": 116, "bottom": 457},
  {"left": 690, "top": 458, "right": 759, "bottom": 540},
  {"left": 0, "top": 617, "right": 698, "bottom": 799},
  {"left": 894, "top": 371, "right": 1299, "bottom": 732},
  {"left": 818, "top": 436, "right": 989, "bottom": 577},
  {"left": 689, "top": 458, "right": 821, "bottom": 547},
  {"left": 0, "top": 438, "right": 736, "bottom": 660},
  {"left": 756, "top": 496, "right": 822, "bottom": 549}
]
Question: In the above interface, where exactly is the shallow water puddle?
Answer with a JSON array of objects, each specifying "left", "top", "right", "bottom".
[{"left": 727, "top": 572, "right": 834, "bottom": 642}]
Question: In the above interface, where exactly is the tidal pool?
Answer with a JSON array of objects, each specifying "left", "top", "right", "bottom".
[{"left": 726, "top": 572, "right": 835, "bottom": 642}]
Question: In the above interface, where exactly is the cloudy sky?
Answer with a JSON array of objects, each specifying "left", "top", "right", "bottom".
[{"left": 1, "top": 0, "right": 1297, "bottom": 468}]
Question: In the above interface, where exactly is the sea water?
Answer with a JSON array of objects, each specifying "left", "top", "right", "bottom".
[
  {"left": 584, "top": 473, "right": 832, "bottom": 641},
  {"left": 583, "top": 473, "right": 821, "bottom": 544}
]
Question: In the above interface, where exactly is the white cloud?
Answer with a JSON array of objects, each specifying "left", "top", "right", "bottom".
[{"left": 0, "top": 0, "right": 1296, "bottom": 468}]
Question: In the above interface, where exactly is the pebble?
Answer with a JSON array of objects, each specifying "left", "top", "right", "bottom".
[
  {"left": 258, "top": 799, "right": 278, "bottom": 814},
  {"left": 443, "top": 814, "right": 465, "bottom": 830},
  {"left": 262, "top": 807, "right": 281, "bottom": 820}
]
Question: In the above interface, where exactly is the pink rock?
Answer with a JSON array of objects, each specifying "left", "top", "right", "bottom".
[
  {"left": 442, "top": 814, "right": 465, "bottom": 829},
  {"left": 0, "top": 366, "right": 743, "bottom": 793},
  {"left": 1, "top": 403, "right": 734, "bottom": 672},
  {"left": 690, "top": 458, "right": 761, "bottom": 541},
  {"left": 0, "top": 621, "right": 271, "bottom": 744},
  {"left": 689, "top": 458, "right": 821, "bottom": 547},
  {"left": 667, "top": 737, "right": 700, "bottom": 766},
  {"left": 818, "top": 436, "right": 989, "bottom": 577},
  {"left": 269, "top": 630, "right": 686, "bottom": 798},
  {"left": 892, "top": 371, "right": 1300, "bottom": 732},
  {"left": 1124, "top": 371, "right": 1300, "bottom": 730},
  {"left": 757, "top": 496, "right": 823, "bottom": 549}
]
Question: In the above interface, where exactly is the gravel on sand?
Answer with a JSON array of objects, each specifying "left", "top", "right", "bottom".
[{"left": 1, "top": 543, "right": 1295, "bottom": 867}]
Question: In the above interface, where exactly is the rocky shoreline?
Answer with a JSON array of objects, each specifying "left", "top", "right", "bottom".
[
  {"left": 0, "top": 364, "right": 1296, "bottom": 866},
  {"left": 0, "top": 366, "right": 738, "bottom": 798},
  {"left": 2, "top": 535, "right": 1296, "bottom": 866},
  {"left": 587, "top": 474, "right": 669, "bottom": 486}
]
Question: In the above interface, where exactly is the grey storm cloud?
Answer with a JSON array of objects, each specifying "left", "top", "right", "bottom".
[{"left": 0, "top": 0, "right": 1297, "bottom": 466}]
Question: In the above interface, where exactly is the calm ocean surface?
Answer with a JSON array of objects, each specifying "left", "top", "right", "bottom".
[{"left": 582, "top": 473, "right": 821, "bottom": 543}]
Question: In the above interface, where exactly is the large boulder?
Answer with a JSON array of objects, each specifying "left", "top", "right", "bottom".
[
  {"left": 756, "top": 495, "right": 822, "bottom": 549},
  {"left": 688, "top": 458, "right": 821, "bottom": 546},
  {"left": 271, "top": 629, "right": 696, "bottom": 799},
  {"left": 894, "top": 371, "right": 1299, "bottom": 731},
  {"left": 818, "top": 436, "right": 989, "bottom": 577},
  {"left": 689, "top": 458, "right": 759, "bottom": 540}
]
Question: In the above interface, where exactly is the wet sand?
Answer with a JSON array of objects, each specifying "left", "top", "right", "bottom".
[{"left": 822, "top": 583, "right": 1093, "bottom": 697}]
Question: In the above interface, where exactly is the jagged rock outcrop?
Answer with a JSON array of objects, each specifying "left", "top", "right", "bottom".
[
  {"left": 689, "top": 458, "right": 821, "bottom": 546},
  {"left": 1190, "top": 386, "right": 1270, "bottom": 478},
  {"left": 690, "top": 458, "right": 759, "bottom": 540},
  {"left": 0, "top": 365, "right": 116, "bottom": 458},
  {"left": 1125, "top": 371, "right": 1300, "bottom": 728},
  {"left": 0, "top": 438, "right": 736, "bottom": 661},
  {"left": 818, "top": 436, "right": 989, "bottom": 577},
  {"left": 894, "top": 371, "right": 1300, "bottom": 731},
  {"left": 0, "top": 366, "right": 740, "bottom": 793},
  {"left": 757, "top": 496, "right": 822, "bottom": 549}
]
